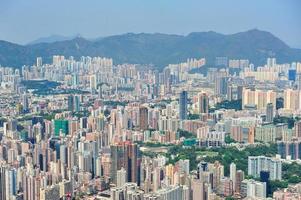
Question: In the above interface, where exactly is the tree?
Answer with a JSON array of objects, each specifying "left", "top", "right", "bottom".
[
  {"left": 269, "top": 180, "right": 288, "bottom": 194},
  {"left": 225, "top": 135, "right": 236, "bottom": 144},
  {"left": 178, "top": 129, "right": 196, "bottom": 139},
  {"left": 210, "top": 99, "right": 242, "bottom": 112},
  {"left": 188, "top": 114, "right": 200, "bottom": 120}
]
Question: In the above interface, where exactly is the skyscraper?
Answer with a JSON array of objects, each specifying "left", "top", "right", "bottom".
[
  {"left": 22, "top": 93, "right": 29, "bottom": 113},
  {"left": 0, "top": 166, "right": 6, "bottom": 200},
  {"left": 248, "top": 127, "right": 255, "bottom": 144},
  {"left": 297, "top": 73, "right": 301, "bottom": 90},
  {"left": 260, "top": 171, "right": 270, "bottom": 195},
  {"left": 198, "top": 93, "right": 209, "bottom": 114},
  {"left": 98, "top": 84, "right": 103, "bottom": 99},
  {"left": 67, "top": 95, "right": 74, "bottom": 112},
  {"left": 230, "top": 163, "right": 236, "bottom": 192},
  {"left": 110, "top": 142, "right": 141, "bottom": 185},
  {"left": 74, "top": 95, "right": 80, "bottom": 112},
  {"left": 54, "top": 120, "right": 69, "bottom": 137},
  {"left": 215, "top": 76, "right": 228, "bottom": 96},
  {"left": 139, "top": 106, "right": 148, "bottom": 130},
  {"left": 295, "top": 120, "right": 301, "bottom": 138},
  {"left": 90, "top": 75, "right": 97, "bottom": 92},
  {"left": 288, "top": 69, "right": 296, "bottom": 81},
  {"left": 235, "top": 170, "right": 244, "bottom": 194},
  {"left": 80, "top": 117, "right": 87, "bottom": 129},
  {"left": 214, "top": 69, "right": 228, "bottom": 96},
  {"left": 266, "top": 103, "right": 274, "bottom": 123},
  {"left": 36, "top": 57, "right": 43, "bottom": 67},
  {"left": 117, "top": 168, "right": 127, "bottom": 187},
  {"left": 179, "top": 91, "right": 188, "bottom": 120},
  {"left": 72, "top": 74, "right": 79, "bottom": 86}
]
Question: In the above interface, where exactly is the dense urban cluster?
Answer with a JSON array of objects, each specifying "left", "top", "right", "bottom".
[{"left": 1, "top": 55, "right": 301, "bottom": 200}]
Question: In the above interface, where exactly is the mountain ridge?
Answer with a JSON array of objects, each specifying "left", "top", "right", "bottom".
[
  {"left": 27, "top": 34, "right": 82, "bottom": 45},
  {"left": 0, "top": 29, "right": 300, "bottom": 69}
]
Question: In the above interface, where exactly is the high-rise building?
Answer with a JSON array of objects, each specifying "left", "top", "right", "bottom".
[
  {"left": 267, "top": 58, "right": 276, "bottom": 68},
  {"left": 90, "top": 75, "right": 97, "bottom": 92},
  {"left": 192, "top": 179, "right": 211, "bottom": 200},
  {"left": 230, "top": 125, "right": 243, "bottom": 142},
  {"left": 139, "top": 106, "right": 148, "bottom": 130},
  {"left": 248, "top": 156, "right": 282, "bottom": 180},
  {"left": 179, "top": 91, "right": 188, "bottom": 120},
  {"left": 237, "top": 85, "right": 243, "bottom": 100},
  {"left": 80, "top": 117, "right": 87, "bottom": 129},
  {"left": 230, "top": 163, "right": 236, "bottom": 192},
  {"left": 288, "top": 69, "right": 296, "bottom": 81},
  {"left": 255, "top": 124, "right": 277, "bottom": 143},
  {"left": 36, "top": 57, "right": 43, "bottom": 67},
  {"left": 295, "top": 120, "right": 301, "bottom": 138},
  {"left": 266, "top": 103, "right": 274, "bottom": 123},
  {"left": 72, "top": 74, "right": 79, "bottom": 86},
  {"left": 235, "top": 170, "right": 244, "bottom": 194},
  {"left": 241, "top": 179, "right": 266, "bottom": 198},
  {"left": 242, "top": 88, "right": 276, "bottom": 110},
  {"left": 40, "top": 185, "right": 60, "bottom": 200},
  {"left": 7, "top": 168, "right": 17, "bottom": 198},
  {"left": 284, "top": 89, "right": 301, "bottom": 110},
  {"left": 215, "top": 76, "right": 228, "bottom": 96},
  {"left": 297, "top": 73, "right": 301, "bottom": 90},
  {"left": 22, "top": 93, "right": 29, "bottom": 112},
  {"left": 98, "top": 84, "right": 103, "bottom": 99},
  {"left": 54, "top": 120, "right": 69, "bottom": 137},
  {"left": 111, "top": 142, "right": 141, "bottom": 185},
  {"left": 198, "top": 93, "right": 209, "bottom": 114},
  {"left": 67, "top": 95, "right": 74, "bottom": 112},
  {"left": 144, "top": 185, "right": 186, "bottom": 200},
  {"left": 260, "top": 171, "right": 270, "bottom": 195},
  {"left": 0, "top": 166, "right": 6, "bottom": 200},
  {"left": 207, "top": 68, "right": 218, "bottom": 82},
  {"left": 215, "top": 57, "right": 228, "bottom": 67},
  {"left": 117, "top": 168, "right": 127, "bottom": 187},
  {"left": 277, "top": 140, "right": 301, "bottom": 160},
  {"left": 219, "top": 177, "right": 233, "bottom": 197},
  {"left": 74, "top": 95, "right": 80, "bottom": 112},
  {"left": 209, "top": 161, "right": 224, "bottom": 192},
  {"left": 248, "top": 127, "right": 255, "bottom": 144}
]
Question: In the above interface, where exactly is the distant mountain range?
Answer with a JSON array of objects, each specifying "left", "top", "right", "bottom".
[
  {"left": 0, "top": 29, "right": 300, "bottom": 70},
  {"left": 27, "top": 34, "right": 103, "bottom": 45},
  {"left": 27, "top": 34, "right": 81, "bottom": 45}
]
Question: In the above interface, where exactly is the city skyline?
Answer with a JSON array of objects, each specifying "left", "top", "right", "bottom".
[
  {"left": 1, "top": 1, "right": 301, "bottom": 200},
  {"left": 0, "top": 0, "right": 300, "bottom": 48}
]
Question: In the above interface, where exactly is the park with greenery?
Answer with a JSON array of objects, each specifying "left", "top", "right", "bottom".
[
  {"left": 140, "top": 140, "right": 301, "bottom": 195},
  {"left": 209, "top": 99, "right": 242, "bottom": 112}
]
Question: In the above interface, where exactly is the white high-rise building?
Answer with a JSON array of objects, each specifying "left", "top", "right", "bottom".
[
  {"left": 267, "top": 57, "right": 276, "bottom": 68},
  {"left": 230, "top": 163, "right": 236, "bottom": 192},
  {"left": 36, "top": 57, "right": 43, "bottom": 67},
  {"left": 248, "top": 156, "right": 282, "bottom": 180},
  {"left": 117, "top": 168, "right": 127, "bottom": 187},
  {"left": 241, "top": 179, "right": 266, "bottom": 198}
]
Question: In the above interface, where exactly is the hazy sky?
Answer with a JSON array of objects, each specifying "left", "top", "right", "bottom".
[{"left": 1, "top": 0, "right": 300, "bottom": 47}]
